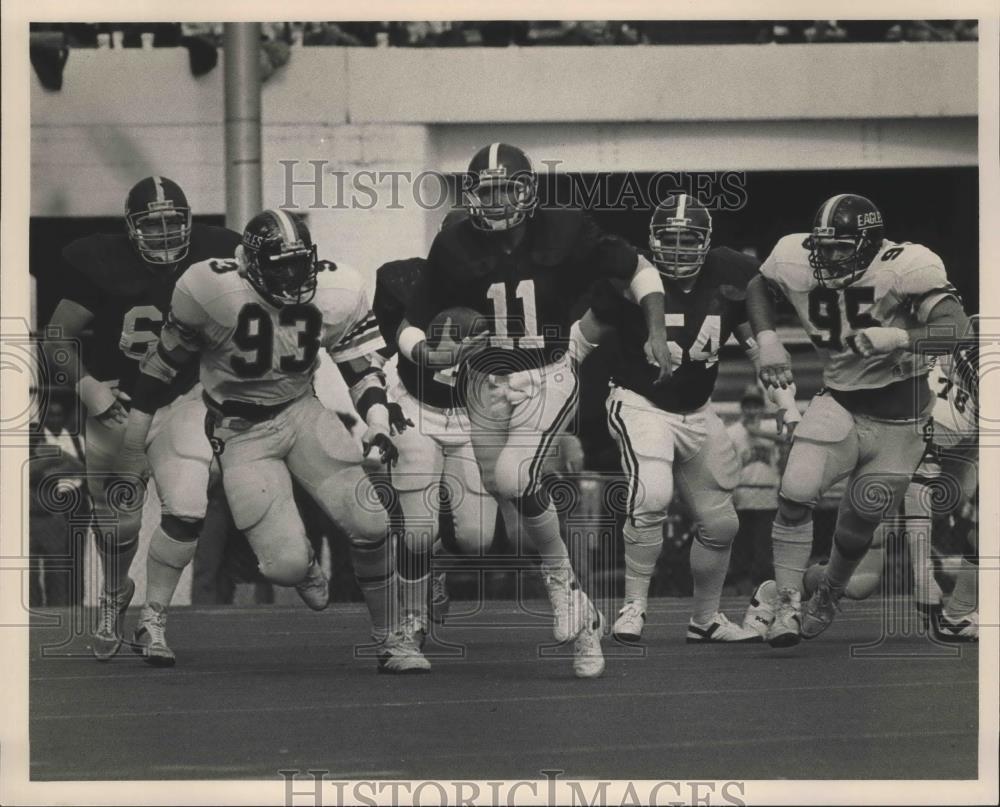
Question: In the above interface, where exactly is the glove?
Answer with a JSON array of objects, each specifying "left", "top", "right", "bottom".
[
  {"left": 386, "top": 402, "right": 414, "bottom": 436},
  {"left": 757, "top": 330, "right": 794, "bottom": 389},
  {"left": 850, "top": 327, "right": 910, "bottom": 358},
  {"left": 362, "top": 430, "right": 399, "bottom": 467}
]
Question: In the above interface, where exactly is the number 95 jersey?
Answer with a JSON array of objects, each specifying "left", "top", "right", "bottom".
[
  {"left": 161, "top": 258, "right": 383, "bottom": 405},
  {"left": 761, "top": 234, "right": 960, "bottom": 391}
]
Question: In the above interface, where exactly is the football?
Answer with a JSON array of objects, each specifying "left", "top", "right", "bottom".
[{"left": 426, "top": 306, "right": 489, "bottom": 349}]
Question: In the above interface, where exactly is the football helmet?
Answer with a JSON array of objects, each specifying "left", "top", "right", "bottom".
[
  {"left": 464, "top": 142, "right": 538, "bottom": 232},
  {"left": 648, "top": 194, "right": 712, "bottom": 281},
  {"left": 241, "top": 209, "right": 318, "bottom": 306},
  {"left": 125, "top": 176, "right": 192, "bottom": 267},
  {"left": 807, "top": 194, "right": 885, "bottom": 288}
]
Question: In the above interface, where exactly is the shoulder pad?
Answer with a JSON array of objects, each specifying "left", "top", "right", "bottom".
[
  {"left": 528, "top": 208, "right": 588, "bottom": 264},
  {"left": 62, "top": 234, "right": 149, "bottom": 296},
  {"left": 188, "top": 224, "right": 243, "bottom": 263}
]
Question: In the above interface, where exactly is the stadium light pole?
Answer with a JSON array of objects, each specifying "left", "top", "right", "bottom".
[{"left": 223, "top": 23, "right": 262, "bottom": 232}]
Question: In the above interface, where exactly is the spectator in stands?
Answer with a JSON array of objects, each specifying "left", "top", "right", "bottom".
[{"left": 725, "top": 386, "right": 781, "bottom": 594}]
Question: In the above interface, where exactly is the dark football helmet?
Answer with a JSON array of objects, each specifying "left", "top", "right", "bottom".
[
  {"left": 125, "top": 176, "right": 192, "bottom": 267},
  {"left": 241, "top": 209, "right": 318, "bottom": 306},
  {"left": 808, "top": 194, "right": 885, "bottom": 288},
  {"left": 648, "top": 194, "right": 712, "bottom": 281},
  {"left": 463, "top": 142, "right": 538, "bottom": 232}
]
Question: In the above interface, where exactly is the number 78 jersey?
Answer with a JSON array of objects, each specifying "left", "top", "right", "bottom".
[
  {"left": 761, "top": 234, "right": 960, "bottom": 391},
  {"left": 162, "top": 258, "right": 383, "bottom": 405}
]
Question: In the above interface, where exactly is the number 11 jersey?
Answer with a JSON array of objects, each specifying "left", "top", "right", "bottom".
[
  {"left": 760, "top": 234, "right": 960, "bottom": 392},
  {"left": 160, "top": 258, "right": 384, "bottom": 406}
]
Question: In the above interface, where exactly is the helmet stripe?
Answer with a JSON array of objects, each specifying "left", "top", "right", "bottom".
[
  {"left": 675, "top": 193, "right": 687, "bottom": 219},
  {"left": 271, "top": 209, "right": 298, "bottom": 246},
  {"left": 488, "top": 142, "right": 500, "bottom": 171},
  {"left": 153, "top": 175, "right": 165, "bottom": 204},
  {"left": 819, "top": 194, "right": 849, "bottom": 229}
]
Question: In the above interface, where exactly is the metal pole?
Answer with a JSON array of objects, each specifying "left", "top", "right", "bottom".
[{"left": 223, "top": 23, "right": 262, "bottom": 232}]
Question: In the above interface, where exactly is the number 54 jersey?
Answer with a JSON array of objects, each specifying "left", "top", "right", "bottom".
[
  {"left": 161, "top": 258, "right": 383, "bottom": 406},
  {"left": 761, "top": 234, "right": 960, "bottom": 392}
]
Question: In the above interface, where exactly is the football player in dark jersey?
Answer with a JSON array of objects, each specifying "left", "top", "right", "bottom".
[
  {"left": 397, "top": 143, "right": 671, "bottom": 677},
  {"left": 571, "top": 195, "right": 795, "bottom": 644},
  {"left": 41, "top": 176, "right": 241, "bottom": 661}
]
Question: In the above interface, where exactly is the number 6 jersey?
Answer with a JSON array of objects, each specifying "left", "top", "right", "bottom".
[
  {"left": 761, "top": 234, "right": 960, "bottom": 393},
  {"left": 59, "top": 224, "right": 243, "bottom": 397},
  {"left": 158, "top": 258, "right": 384, "bottom": 406}
]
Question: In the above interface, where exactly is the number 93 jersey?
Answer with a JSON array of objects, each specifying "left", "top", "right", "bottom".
[
  {"left": 162, "top": 258, "right": 383, "bottom": 405},
  {"left": 761, "top": 234, "right": 960, "bottom": 391}
]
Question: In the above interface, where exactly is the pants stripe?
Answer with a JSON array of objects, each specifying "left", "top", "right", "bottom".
[
  {"left": 607, "top": 400, "right": 640, "bottom": 524},
  {"left": 526, "top": 368, "right": 580, "bottom": 495}
]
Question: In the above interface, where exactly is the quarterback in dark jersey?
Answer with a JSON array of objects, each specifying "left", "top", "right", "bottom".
[
  {"left": 573, "top": 194, "right": 787, "bottom": 645},
  {"left": 42, "top": 176, "right": 241, "bottom": 661},
  {"left": 397, "top": 143, "right": 671, "bottom": 678}
]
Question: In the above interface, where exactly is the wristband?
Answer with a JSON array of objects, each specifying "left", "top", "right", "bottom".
[
  {"left": 397, "top": 327, "right": 426, "bottom": 363},
  {"left": 76, "top": 375, "right": 116, "bottom": 415},
  {"left": 365, "top": 403, "right": 390, "bottom": 433}
]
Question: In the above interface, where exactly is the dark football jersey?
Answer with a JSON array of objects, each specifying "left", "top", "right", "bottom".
[
  {"left": 406, "top": 209, "right": 639, "bottom": 376},
  {"left": 590, "top": 247, "right": 759, "bottom": 413},
  {"left": 373, "top": 258, "right": 460, "bottom": 410},
  {"left": 60, "top": 223, "right": 242, "bottom": 396}
]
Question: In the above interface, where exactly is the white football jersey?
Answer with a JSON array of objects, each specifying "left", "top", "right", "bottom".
[
  {"left": 929, "top": 349, "right": 978, "bottom": 437},
  {"left": 160, "top": 258, "right": 383, "bottom": 405},
  {"left": 760, "top": 235, "right": 958, "bottom": 391}
]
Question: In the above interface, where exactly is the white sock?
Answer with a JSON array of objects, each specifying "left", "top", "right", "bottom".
[{"left": 772, "top": 519, "right": 813, "bottom": 593}]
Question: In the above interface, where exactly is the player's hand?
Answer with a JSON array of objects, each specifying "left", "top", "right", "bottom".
[
  {"left": 386, "top": 402, "right": 414, "bottom": 436},
  {"left": 644, "top": 334, "right": 674, "bottom": 385},
  {"left": 79, "top": 377, "right": 130, "bottom": 424},
  {"left": 362, "top": 430, "right": 399, "bottom": 467},
  {"left": 757, "top": 330, "right": 794, "bottom": 389},
  {"left": 849, "top": 327, "right": 910, "bottom": 358}
]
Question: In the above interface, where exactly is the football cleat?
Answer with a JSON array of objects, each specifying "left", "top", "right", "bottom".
[
  {"left": 687, "top": 612, "right": 763, "bottom": 644},
  {"left": 543, "top": 566, "right": 589, "bottom": 642},
  {"left": 93, "top": 577, "right": 136, "bottom": 661},
  {"left": 612, "top": 599, "right": 647, "bottom": 643},
  {"left": 573, "top": 604, "right": 606, "bottom": 679},
  {"left": 767, "top": 587, "right": 802, "bottom": 648},
  {"left": 935, "top": 609, "right": 978, "bottom": 643},
  {"left": 132, "top": 602, "right": 176, "bottom": 667},
  {"left": 294, "top": 559, "right": 330, "bottom": 611},
  {"left": 376, "top": 631, "right": 432, "bottom": 674},
  {"left": 430, "top": 571, "right": 450, "bottom": 624},
  {"left": 800, "top": 578, "right": 845, "bottom": 640},
  {"left": 401, "top": 610, "right": 428, "bottom": 650},
  {"left": 742, "top": 580, "right": 777, "bottom": 638}
]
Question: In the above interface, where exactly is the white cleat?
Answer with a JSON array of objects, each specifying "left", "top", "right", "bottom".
[
  {"left": 543, "top": 566, "right": 588, "bottom": 642},
  {"left": 687, "top": 612, "right": 763, "bottom": 643},
  {"left": 376, "top": 631, "right": 431, "bottom": 674},
  {"left": 612, "top": 599, "right": 646, "bottom": 643},
  {"left": 93, "top": 577, "right": 136, "bottom": 661},
  {"left": 767, "top": 587, "right": 802, "bottom": 648},
  {"left": 800, "top": 577, "right": 845, "bottom": 640},
  {"left": 401, "top": 610, "right": 428, "bottom": 650},
  {"left": 430, "top": 571, "right": 450, "bottom": 624},
  {"left": 294, "top": 559, "right": 330, "bottom": 611},
  {"left": 742, "top": 580, "right": 777, "bottom": 638},
  {"left": 132, "top": 603, "right": 176, "bottom": 667},
  {"left": 935, "top": 609, "right": 978, "bottom": 643},
  {"left": 573, "top": 603, "right": 606, "bottom": 678}
]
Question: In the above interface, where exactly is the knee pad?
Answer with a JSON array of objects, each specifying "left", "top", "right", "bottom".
[
  {"left": 628, "top": 483, "right": 672, "bottom": 531},
  {"left": 492, "top": 452, "right": 532, "bottom": 501},
  {"left": 777, "top": 496, "right": 813, "bottom": 527},
  {"left": 317, "top": 472, "right": 389, "bottom": 544},
  {"left": 694, "top": 506, "right": 739, "bottom": 552},
  {"left": 257, "top": 543, "right": 312, "bottom": 586},
  {"left": 451, "top": 492, "right": 497, "bottom": 555},
  {"left": 160, "top": 514, "right": 203, "bottom": 541}
]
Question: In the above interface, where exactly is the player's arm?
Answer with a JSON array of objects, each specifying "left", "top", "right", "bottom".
[
  {"left": 852, "top": 295, "right": 970, "bottom": 358},
  {"left": 336, "top": 353, "right": 405, "bottom": 465},
  {"left": 118, "top": 287, "right": 206, "bottom": 477},
  {"left": 746, "top": 272, "right": 794, "bottom": 389},
  {"left": 42, "top": 296, "right": 129, "bottom": 424}
]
